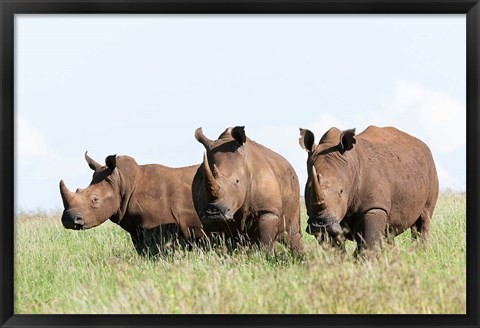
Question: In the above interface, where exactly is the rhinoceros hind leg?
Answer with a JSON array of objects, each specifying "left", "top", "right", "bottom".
[{"left": 411, "top": 209, "right": 431, "bottom": 246}]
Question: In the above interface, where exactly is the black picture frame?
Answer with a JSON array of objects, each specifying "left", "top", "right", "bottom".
[{"left": 1, "top": 1, "right": 478, "bottom": 327}]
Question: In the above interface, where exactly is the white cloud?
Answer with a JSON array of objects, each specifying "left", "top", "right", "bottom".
[
  {"left": 16, "top": 116, "right": 87, "bottom": 178},
  {"left": 15, "top": 116, "right": 93, "bottom": 211},
  {"left": 434, "top": 160, "right": 465, "bottom": 191},
  {"left": 376, "top": 80, "right": 465, "bottom": 153},
  {"left": 17, "top": 116, "right": 48, "bottom": 158}
]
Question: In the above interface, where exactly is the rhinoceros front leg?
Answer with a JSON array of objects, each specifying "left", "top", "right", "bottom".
[
  {"left": 355, "top": 208, "right": 388, "bottom": 259},
  {"left": 130, "top": 230, "right": 145, "bottom": 255},
  {"left": 255, "top": 213, "right": 280, "bottom": 252},
  {"left": 285, "top": 221, "right": 304, "bottom": 255}
]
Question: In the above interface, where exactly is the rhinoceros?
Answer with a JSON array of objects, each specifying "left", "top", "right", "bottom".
[
  {"left": 193, "top": 126, "right": 304, "bottom": 253},
  {"left": 59, "top": 152, "right": 204, "bottom": 255},
  {"left": 299, "top": 125, "right": 439, "bottom": 257}
]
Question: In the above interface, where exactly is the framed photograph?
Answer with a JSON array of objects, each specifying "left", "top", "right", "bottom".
[{"left": 1, "top": 0, "right": 478, "bottom": 327}]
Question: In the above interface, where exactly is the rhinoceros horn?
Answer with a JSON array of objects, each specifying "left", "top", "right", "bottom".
[
  {"left": 311, "top": 165, "right": 326, "bottom": 209},
  {"left": 84, "top": 151, "right": 103, "bottom": 172},
  {"left": 203, "top": 152, "right": 220, "bottom": 200},
  {"left": 59, "top": 179, "right": 74, "bottom": 205}
]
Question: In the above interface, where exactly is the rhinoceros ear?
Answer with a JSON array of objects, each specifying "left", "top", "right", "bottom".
[
  {"left": 339, "top": 129, "right": 356, "bottom": 153},
  {"left": 195, "top": 127, "right": 213, "bottom": 150},
  {"left": 105, "top": 155, "right": 117, "bottom": 170},
  {"left": 299, "top": 128, "right": 316, "bottom": 153},
  {"left": 231, "top": 126, "right": 246, "bottom": 145},
  {"left": 85, "top": 151, "right": 103, "bottom": 172}
]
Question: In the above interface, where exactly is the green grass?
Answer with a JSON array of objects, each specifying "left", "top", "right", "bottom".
[{"left": 14, "top": 192, "right": 466, "bottom": 314}]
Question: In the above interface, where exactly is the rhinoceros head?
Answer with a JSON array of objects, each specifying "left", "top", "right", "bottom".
[
  {"left": 59, "top": 152, "right": 121, "bottom": 230},
  {"left": 299, "top": 127, "right": 357, "bottom": 238},
  {"left": 194, "top": 126, "right": 249, "bottom": 224}
]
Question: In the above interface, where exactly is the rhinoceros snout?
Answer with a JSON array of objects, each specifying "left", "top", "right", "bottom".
[
  {"left": 202, "top": 203, "right": 234, "bottom": 222},
  {"left": 61, "top": 210, "right": 85, "bottom": 230},
  {"left": 306, "top": 216, "right": 342, "bottom": 236}
]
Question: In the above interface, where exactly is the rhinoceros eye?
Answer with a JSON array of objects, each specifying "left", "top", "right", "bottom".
[{"left": 91, "top": 195, "right": 100, "bottom": 206}]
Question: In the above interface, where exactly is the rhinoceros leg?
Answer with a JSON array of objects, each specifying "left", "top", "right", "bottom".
[
  {"left": 130, "top": 231, "right": 145, "bottom": 255},
  {"left": 286, "top": 225, "right": 304, "bottom": 255},
  {"left": 411, "top": 209, "right": 431, "bottom": 246},
  {"left": 256, "top": 213, "right": 280, "bottom": 252},
  {"left": 267, "top": 215, "right": 304, "bottom": 254},
  {"left": 355, "top": 208, "right": 388, "bottom": 259}
]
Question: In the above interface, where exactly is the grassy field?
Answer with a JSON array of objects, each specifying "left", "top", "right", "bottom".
[{"left": 14, "top": 192, "right": 466, "bottom": 314}]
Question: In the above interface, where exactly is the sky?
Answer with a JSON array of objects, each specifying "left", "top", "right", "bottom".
[{"left": 15, "top": 14, "right": 466, "bottom": 212}]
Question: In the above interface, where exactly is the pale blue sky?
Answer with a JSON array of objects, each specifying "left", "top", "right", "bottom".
[{"left": 15, "top": 15, "right": 466, "bottom": 212}]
